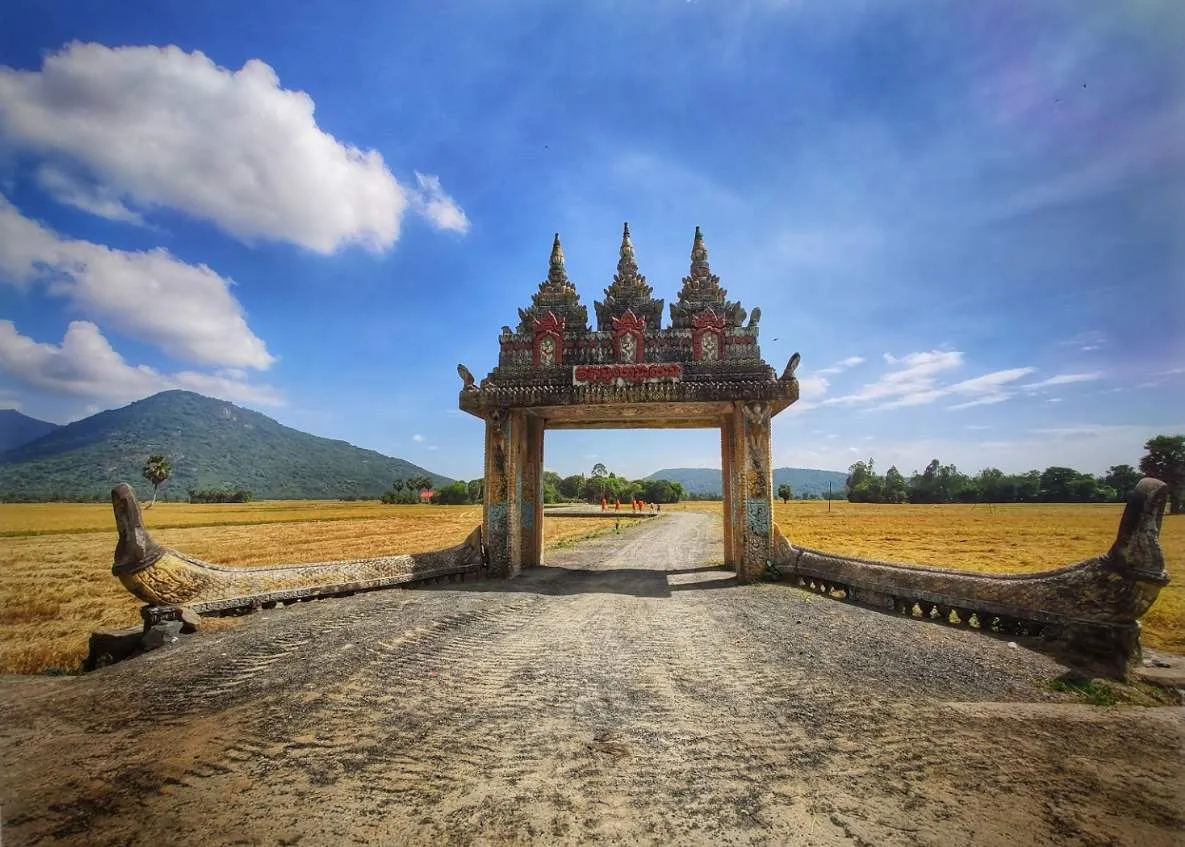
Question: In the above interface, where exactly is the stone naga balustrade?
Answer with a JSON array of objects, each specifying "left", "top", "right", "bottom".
[
  {"left": 110, "top": 483, "right": 485, "bottom": 616},
  {"left": 770, "top": 478, "right": 1172, "bottom": 679}
]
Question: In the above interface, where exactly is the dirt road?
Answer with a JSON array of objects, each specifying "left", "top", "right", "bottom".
[{"left": 1, "top": 512, "right": 1182, "bottom": 845}]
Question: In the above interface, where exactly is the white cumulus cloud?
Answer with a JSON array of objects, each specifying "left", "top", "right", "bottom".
[
  {"left": 0, "top": 320, "right": 282, "bottom": 406},
  {"left": 0, "top": 42, "right": 466, "bottom": 251},
  {"left": 0, "top": 196, "right": 273, "bottom": 370}
]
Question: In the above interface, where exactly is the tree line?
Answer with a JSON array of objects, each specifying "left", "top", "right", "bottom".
[
  {"left": 378, "top": 464, "right": 687, "bottom": 507},
  {"left": 843, "top": 434, "right": 1184, "bottom": 511}
]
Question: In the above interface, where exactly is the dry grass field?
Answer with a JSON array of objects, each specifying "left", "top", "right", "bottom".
[
  {"left": 0, "top": 502, "right": 641, "bottom": 675},
  {"left": 2, "top": 499, "right": 1181, "bottom": 674},
  {"left": 673, "top": 499, "right": 1184, "bottom": 653}
]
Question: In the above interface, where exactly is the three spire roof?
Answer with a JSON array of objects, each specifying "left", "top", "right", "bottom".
[{"left": 521, "top": 224, "right": 744, "bottom": 333}]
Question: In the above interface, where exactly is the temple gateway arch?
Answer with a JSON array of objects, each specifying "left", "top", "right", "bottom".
[
  {"left": 98, "top": 224, "right": 1168, "bottom": 679},
  {"left": 459, "top": 224, "right": 800, "bottom": 582}
]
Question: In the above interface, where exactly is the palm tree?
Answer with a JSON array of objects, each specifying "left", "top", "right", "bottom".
[{"left": 141, "top": 454, "right": 171, "bottom": 509}]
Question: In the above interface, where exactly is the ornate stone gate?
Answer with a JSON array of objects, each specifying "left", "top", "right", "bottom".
[{"left": 459, "top": 224, "right": 800, "bottom": 582}]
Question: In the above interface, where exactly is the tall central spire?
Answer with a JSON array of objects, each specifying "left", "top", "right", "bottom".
[
  {"left": 690, "top": 225, "right": 710, "bottom": 272},
  {"left": 618, "top": 222, "right": 637, "bottom": 270},
  {"left": 595, "top": 222, "right": 664, "bottom": 331},
  {"left": 549, "top": 232, "right": 565, "bottom": 278}
]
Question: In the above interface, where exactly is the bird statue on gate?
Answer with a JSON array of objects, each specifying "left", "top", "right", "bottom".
[{"left": 457, "top": 363, "right": 477, "bottom": 391}]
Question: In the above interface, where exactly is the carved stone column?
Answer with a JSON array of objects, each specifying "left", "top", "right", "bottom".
[
  {"left": 720, "top": 415, "right": 738, "bottom": 569},
  {"left": 520, "top": 416, "right": 545, "bottom": 569},
  {"left": 483, "top": 409, "right": 544, "bottom": 578},
  {"left": 483, "top": 408, "right": 514, "bottom": 578},
  {"left": 729, "top": 401, "right": 773, "bottom": 583}
]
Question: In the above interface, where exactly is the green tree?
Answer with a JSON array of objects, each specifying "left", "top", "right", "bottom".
[
  {"left": 1102, "top": 464, "right": 1141, "bottom": 501},
  {"left": 141, "top": 454, "right": 171, "bottom": 508},
  {"left": 1039, "top": 467, "right": 1076, "bottom": 501},
  {"left": 777, "top": 483, "right": 793, "bottom": 504},
  {"left": 909, "top": 459, "right": 942, "bottom": 503},
  {"left": 431, "top": 482, "right": 470, "bottom": 505},
  {"left": 846, "top": 459, "right": 883, "bottom": 503},
  {"left": 1140, "top": 434, "right": 1185, "bottom": 514},
  {"left": 558, "top": 474, "right": 585, "bottom": 499},
  {"left": 541, "top": 470, "right": 563, "bottom": 504},
  {"left": 584, "top": 475, "right": 608, "bottom": 503},
  {"left": 883, "top": 466, "right": 908, "bottom": 503},
  {"left": 640, "top": 479, "right": 683, "bottom": 504},
  {"left": 591, "top": 462, "right": 608, "bottom": 478},
  {"left": 1014, "top": 470, "right": 1041, "bottom": 502},
  {"left": 975, "top": 468, "right": 1006, "bottom": 503},
  {"left": 466, "top": 478, "right": 483, "bottom": 504},
  {"left": 937, "top": 463, "right": 971, "bottom": 503}
]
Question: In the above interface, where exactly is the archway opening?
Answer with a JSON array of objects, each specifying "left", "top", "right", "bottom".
[{"left": 540, "top": 428, "right": 726, "bottom": 575}]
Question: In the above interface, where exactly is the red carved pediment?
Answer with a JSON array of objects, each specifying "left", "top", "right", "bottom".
[
  {"left": 692, "top": 308, "right": 725, "bottom": 332},
  {"left": 532, "top": 311, "right": 566, "bottom": 336},
  {"left": 611, "top": 309, "right": 647, "bottom": 335}
]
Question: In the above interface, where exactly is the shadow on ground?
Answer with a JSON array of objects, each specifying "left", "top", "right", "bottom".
[{"left": 415, "top": 564, "right": 738, "bottom": 598}]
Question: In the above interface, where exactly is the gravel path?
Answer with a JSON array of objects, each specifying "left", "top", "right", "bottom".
[{"left": 1, "top": 512, "right": 1182, "bottom": 845}]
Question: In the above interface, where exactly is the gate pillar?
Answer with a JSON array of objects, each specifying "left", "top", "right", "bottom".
[
  {"left": 721, "top": 419, "right": 737, "bottom": 569},
  {"left": 521, "top": 416, "right": 545, "bottom": 569},
  {"left": 724, "top": 401, "right": 774, "bottom": 583},
  {"left": 483, "top": 409, "right": 544, "bottom": 577}
]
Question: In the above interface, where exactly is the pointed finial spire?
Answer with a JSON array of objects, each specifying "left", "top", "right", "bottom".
[
  {"left": 550, "top": 232, "right": 565, "bottom": 270},
  {"left": 617, "top": 221, "right": 638, "bottom": 275},
  {"left": 621, "top": 221, "right": 632, "bottom": 256},
  {"left": 691, "top": 225, "right": 709, "bottom": 270}
]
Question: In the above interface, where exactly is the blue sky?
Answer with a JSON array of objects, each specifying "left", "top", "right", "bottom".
[{"left": 1, "top": 0, "right": 1182, "bottom": 481}]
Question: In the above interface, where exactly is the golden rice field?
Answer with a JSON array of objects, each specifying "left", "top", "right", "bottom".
[
  {"left": 0, "top": 501, "right": 641, "bottom": 675},
  {"left": 1, "top": 499, "right": 1181, "bottom": 674},
  {"left": 672, "top": 499, "right": 1183, "bottom": 654}
]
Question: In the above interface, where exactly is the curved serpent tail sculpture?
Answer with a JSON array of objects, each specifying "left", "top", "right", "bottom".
[
  {"left": 771, "top": 477, "right": 1171, "bottom": 678},
  {"left": 111, "top": 483, "right": 485, "bottom": 614}
]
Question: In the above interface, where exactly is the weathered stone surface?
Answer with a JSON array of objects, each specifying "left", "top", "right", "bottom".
[
  {"left": 110, "top": 483, "right": 485, "bottom": 612},
  {"left": 179, "top": 606, "right": 202, "bottom": 633},
  {"left": 84, "top": 627, "right": 143, "bottom": 670},
  {"left": 770, "top": 478, "right": 1172, "bottom": 678},
  {"left": 141, "top": 620, "right": 183, "bottom": 651}
]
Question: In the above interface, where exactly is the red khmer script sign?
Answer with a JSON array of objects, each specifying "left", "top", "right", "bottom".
[{"left": 572, "top": 363, "right": 682, "bottom": 385}]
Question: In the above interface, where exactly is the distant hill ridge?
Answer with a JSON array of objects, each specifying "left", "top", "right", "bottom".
[
  {"left": 0, "top": 409, "right": 60, "bottom": 453},
  {"left": 0, "top": 390, "right": 451, "bottom": 501},
  {"left": 644, "top": 467, "right": 848, "bottom": 498}
]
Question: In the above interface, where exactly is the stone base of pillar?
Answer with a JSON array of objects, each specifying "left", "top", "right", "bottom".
[{"left": 1041, "top": 621, "right": 1143, "bottom": 681}]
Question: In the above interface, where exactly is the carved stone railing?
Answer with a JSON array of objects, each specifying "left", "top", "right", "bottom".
[
  {"left": 109, "top": 483, "right": 486, "bottom": 616},
  {"left": 770, "top": 478, "right": 1172, "bottom": 679}
]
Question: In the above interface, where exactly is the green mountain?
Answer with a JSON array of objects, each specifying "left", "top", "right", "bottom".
[
  {"left": 644, "top": 467, "right": 848, "bottom": 498},
  {"left": 0, "top": 410, "right": 60, "bottom": 453},
  {"left": 0, "top": 390, "right": 452, "bottom": 501}
]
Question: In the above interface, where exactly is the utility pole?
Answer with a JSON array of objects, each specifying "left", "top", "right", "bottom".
[{"left": 828, "top": 481, "right": 832, "bottom": 513}]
